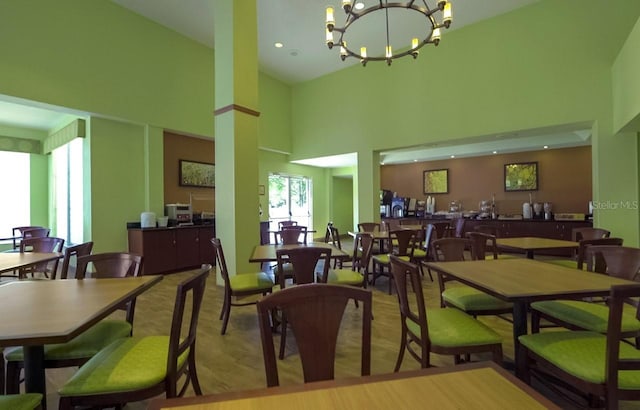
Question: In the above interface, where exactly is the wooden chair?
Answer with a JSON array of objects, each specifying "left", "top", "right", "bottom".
[
  {"left": 211, "top": 238, "right": 274, "bottom": 335},
  {"left": 531, "top": 246, "right": 640, "bottom": 342},
  {"left": 544, "top": 237, "right": 624, "bottom": 270},
  {"left": 10, "top": 225, "right": 47, "bottom": 250},
  {"left": 372, "top": 229, "right": 416, "bottom": 295},
  {"left": 5, "top": 251, "right": 144, "bottom": 394},
  {"left": 55, "top": 241, "right": 94, "bottom": 279},
  {"left": 389, "top": 256, "right": 503, "bottom": 370},
  {"left": 257, "top": 283, "right": 372, "bottom": 387},
  {"left": 451, "top": 218, "right": 466, "bottom": 238},
  {"left": 277, "top": 225, "right": 308, "bottom": 244},
  {"left": 275, "top": 246, "right": 332, "bottom": 359},
  {"left": 278, "top": 220, "right": 298, "bottom": 230},
  {"left": 58, "top": 266, "right": 209, "bottom": 409},
  {"left": 325, "top": 225, "right": 352, "bottom": 268},
  {"left": 18, "top": 236, "right": 65, "bottom": 278},
  {"left": 320, "top": 233, "right": 374, "bottom": 293},
  {"left": 357, "top": 222, "right": 380, "bottom": 233},
  {"left": 519, "top": 283, "right": 640, "bottom": 409},
  {"left": 572, "top": 227, "right": 611, "bottom": 241},
  {"left": 433, "top": 237, "right": 512, "bottom": 318},
  {"left": 414, "top": 224, "right": 436, "bottom": 281},
  {"left": 431, "top": 221, "right": 452, "bottom": 239}
]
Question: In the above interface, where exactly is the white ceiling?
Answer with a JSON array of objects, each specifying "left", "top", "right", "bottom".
[{"left": 1, "top": 0, "right": 591, "bottom": 168}]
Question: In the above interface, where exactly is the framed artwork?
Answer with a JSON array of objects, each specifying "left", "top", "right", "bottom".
[
  {"left": 504, "top": 161, "right": 538, "bottom": 191},
  {"left": 423, "top": 169, "right": 449, "bottom": 194},
  {"left": 179, "top": 159, "right": 215, "bottom": 188}
]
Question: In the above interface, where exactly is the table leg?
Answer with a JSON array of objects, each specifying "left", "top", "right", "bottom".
[
  {"left": 526, "top": 250, "right": 534, "bottom": 259},
  {"left": 512, "top": 301, "right": 528, "bottom": 379},
  {"left": 24, "top": 345, "right": 47, "bottom": 410}
]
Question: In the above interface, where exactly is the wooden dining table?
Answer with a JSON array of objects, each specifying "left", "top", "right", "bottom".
[
  {"left": 496, "top": 236, "right": 578, "bottom": 259},
  {"left": 148, "top": 361, "right": 558, "bottom": 409},
  {"left": 0, "top": 276, "right": 162, "bottom": 408},
  {"left": 249, "top": 242, "right": 349, "bottom": 263},
  {"left": 424, "top": 258, "right": 636, "bottom": 376},
  {"left": 0, "top": 251, "right": 63, "bottom": 276}
]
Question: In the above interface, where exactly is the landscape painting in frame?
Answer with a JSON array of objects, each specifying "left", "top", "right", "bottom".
[
  {"left": 504, "top": 162, "right": 538, "bottom": 191},
  {"left": 423, "top": 169, "right": 449, "bottom": 194},
  {"left": 179, "top": 160, "right": 215, "bottom": 188}
]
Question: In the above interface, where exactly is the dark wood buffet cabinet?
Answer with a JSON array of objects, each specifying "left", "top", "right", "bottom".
[{"left": 128, "top": 225, "right": 215, "bottom": 275}]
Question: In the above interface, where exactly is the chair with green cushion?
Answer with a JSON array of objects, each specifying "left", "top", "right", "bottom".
[
  {"left": 466, "top": 231, "right": 519, "bottom": 260},
  {"left": 389, "top": 255, "right": 503, "bottom": 370},
  {"left": 211, "top": 238, "right": 274, "bottom": 335},
  {"left": 325, "top": 225, "right": 353, "bottom": 269},
  {"left": 58, "top": 266, "right": 209, "bottom": 409},
  {"left": 320, "top": 233, "right": 374, "bottom": 291},
  {"left": 544, "top": 237, "right": 623, "bottom": 270},
  {"left": 5, "top": 251, "right": 141, "bottom": 394},
  {"left": 18, "top": 236, "right": 65, "bottom": 279},
  {"left": 0, "top": 393, "right": 43, "bottom": 410},
  {"left": 519, "top": 283, "right": 640, "bottom": 409},
  {"left": 257, "top": 283, "right": 372, "bottom": 387},
  {"left": 573, "top": 227, "right": 611, "bottom": 241},
  {"left": 531, "top": 246, "right": 640, "bottom": 346},
  {"left": 433, "top": 237, "right": 513, "bottom": 319},
  {"left": 372, "top": 229, "right": 416, "bottom": 295},
  {"left": 55, "top": 241, "right": 94, "bottom": 279}
]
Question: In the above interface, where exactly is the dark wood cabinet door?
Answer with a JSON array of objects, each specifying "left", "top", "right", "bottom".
[
  {"left": 141, "top": 230, "right": 176, "bottom": 275},
  {"left": 175, "top": 228, "right": 201, "bottom": 269},
  {"left": 198, "top": 226, "right": 216, "bottom": 265}
]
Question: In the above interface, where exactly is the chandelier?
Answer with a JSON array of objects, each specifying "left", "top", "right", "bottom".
[{"left": 325, "top": 0, "right": 452, "bottom": 66}]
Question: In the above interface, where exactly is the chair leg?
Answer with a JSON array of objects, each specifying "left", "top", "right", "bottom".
[
  {"left": 220, "top": 292, "right": 231, "bottom": 335},
  {"left": 530, "top": 310, "right": 541, "bottom": 334},
  {"left": 279, "top": 315, "right": 288, "bottom": 360},
  {"left": 188, "top": 354, "right": 203, "bottom": 395},
  {"left": 59, "top": 397, "right": 72, "bottom": 410},
  {"left": 5, "top": 361, "right": 21, "bottom": 394},
  {"left": 394, "top": 332, "right": 407, "bottom": 372}
]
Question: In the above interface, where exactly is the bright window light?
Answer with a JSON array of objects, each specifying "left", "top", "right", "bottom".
[{"left": 0, "top": 151, "right": 30, "bottom": 239}]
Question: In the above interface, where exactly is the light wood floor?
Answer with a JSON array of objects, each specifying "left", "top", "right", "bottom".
[{"left": 27, "top": 257, "right": 640, "bottom": 409}]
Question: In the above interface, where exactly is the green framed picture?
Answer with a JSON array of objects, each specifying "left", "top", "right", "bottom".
[
  {"left": 423, "top": 169, "right": 449, "bottom": 194},
  {"left": 504, "top": 162, "right": 538, "bottom": 191}
]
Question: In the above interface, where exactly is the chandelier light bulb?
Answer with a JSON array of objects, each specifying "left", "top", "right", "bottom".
[
  {"left": 432, "top": 27, "right": 441, "bottom": 45},
  {"left": 340, "top": 42, "right": 347, "bottom": 60},
  {"left": 326, "top": 7, "right": 335, "bottom": 31},
  {"left": 411, "top": 38, "right": 419, "bottom": 49},
  {"left": 326, "top": 29, "right": 334, "bottom": 49},
  {"left": 443, "top": 2, "right": 452, "bottom": 27},
  {"left": 385, "top": 45, "right": 392, "bottom": 59},
  {"left": 342, "top": 0, "right": 352, "bottom": 13}
]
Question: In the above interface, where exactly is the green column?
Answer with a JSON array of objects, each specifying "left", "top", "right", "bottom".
[
  {"left": 214, "top": 0, "right": 260, "bottom": 283},
  {"left": 356, "top": 150, "right": 381, "bottom": 224}
]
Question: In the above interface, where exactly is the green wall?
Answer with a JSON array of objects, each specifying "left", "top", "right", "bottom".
[
  {"left": 290, "top": 0, "right": 640, "bottom": 245},
  {"left": 613, "top": 17, "right": 640, "bottom": 133},
  {"left": 331, "top": 177, "right": 354, "bottom": 237}
]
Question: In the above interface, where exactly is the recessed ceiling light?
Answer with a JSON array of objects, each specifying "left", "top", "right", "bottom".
[
  {"left": 450, "top": 155, "right": 455, "bottom": 158},
  {"left": 413, "top": 159, "right": 417, "bottom": 162},
  {"left": 493, "top": 150, "right": 497, "bottom": 154},
  {"left": 543, "top": 145, "right": 549, "bottom": 149},
  {"left": 354, "top": 2, "right": 365, "bottom": 10},
  {"left": 274, "top": 42, "right": 284, "bottom": 48}
]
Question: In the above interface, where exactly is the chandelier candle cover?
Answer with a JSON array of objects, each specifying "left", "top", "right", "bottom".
[{"left": 325, "top": 0, "right": 452, "bottom": 66}]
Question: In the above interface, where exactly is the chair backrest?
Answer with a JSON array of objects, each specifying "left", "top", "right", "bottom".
[
  {"left": 349, "top": 233, "right": 374, "bottom": 274},
  {"left": 604, "top": 284, "right": 640, "bottom": 408},
  {"left": 278, "top": 220, "right": 298, "bottom": 230},
  {"left": 278, "top": 226, "right": 308, "bottom": 245},
  {"left": 357, "top": 222, "right": 380, "bottom": 233},
  {"left": 423, "top": 224, "right": 436, "bottom": 255},
  {"left": 327, "top": 226, "right": 342, "bottom": 250},
  {"left": 210, "top": 238, "right": 231, "bottom": 289},
  {"left": 11, "top": 226, "right": 45, "bottom": 249},
  {"left": 256, "top": 283, "right": 372, "bottom": 387},
  {"left": 585, "top": 245, "right": 640, "bottom": 280},
  {"left": 572, "top": 227, "right": 611, "bottom": 242},
  {"left": 58, "top": 241, "right": 94, "bottom": 279},
  {"left": 431, "top": 221, "right": 451, "bottom": 239},
  {"left": 390, "top": 229, "right": 416, "bottom": 257},
  {"left": 466, "top": 231, "right": 498, "bottom": 260},
  {"left": 324, "top": 222, "right": 333, "bottom": 243},
  {"left": 21, "top": 227, "right": 50, "bottom": 240},
  {"left": 276, "top": 246, "right": 331, "bottom": 287},
  {"left": 76, "top": 252, "right": 143, "bottom": 279},
  {"left": 451, "top": 218, "right": 466, "bottom": 238},
  {"left": 166, "top": 265, "right": 209, "bottom": 397},
  {"left": 19, "top": 236, "right": 65, "bottom": 277},
  {"left": 431, "top": 237, "right": 471, "bottom": 262},
  {"left": 389, "top": 255, "right": 428, "bottom": 345},
  {"left": 576, "top": 238, "right": 623, "bottom": 270},
  {"left": 474, "top": 224, "right": 500, "bottom": 237}
]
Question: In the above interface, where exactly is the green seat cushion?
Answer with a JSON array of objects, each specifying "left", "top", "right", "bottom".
[
  {"left": 406, "top": 308, "right": 501, "bottom": 348},
  {"left": 5, "top": 320, "right": 132, "bottom": 361},
  {"left": 519, "top": 331, "right": 640, "bottom": 389},
  {"left": 412, "top": 248, "right": 427, "bottom": 258},
  {"left": 326, "top": 269, "right": 363, "bottom": 285},
  {"left": 59, "top": 335, "right": 188, "bottom": 396},
  {"left": 230, "top": 271, "right": 274, "bottom": 292},
  {"left": 0, "top": 393, "right": 43, "bottom": 410},
  {"left": 372, "top": 254, "right": 410, "bottom": 265},
  {"left": 442, "top": 286, "right": 512, "bottom": 312},
  {"left": 531, "top": 300, "right": 640, "bottom": 333}
]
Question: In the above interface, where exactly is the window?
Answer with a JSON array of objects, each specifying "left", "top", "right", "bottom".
[
  {"left": 52, "top": 138, "right": 84, "bottom": 245},
  {"left": 268, "top": 174, "right": 312, "bottom": 238},
  {"left": 0, "top": 151, "right": 30, "bottom": 239}
]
